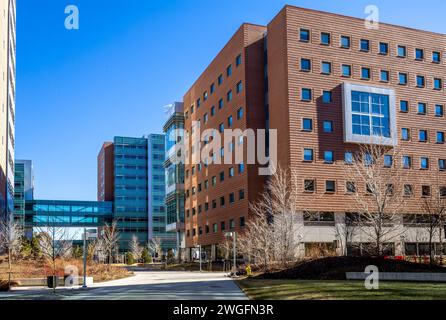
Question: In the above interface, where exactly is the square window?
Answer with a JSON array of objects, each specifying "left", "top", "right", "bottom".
[
  {"left": 303, "top": 149, "right": 314, "bottom": 162},
  {"left": 342, "top": 65, "right": 352, "bottom": 77},
  {"left": 345, "top": 152, "right": 353, "bottom": 164},
  {"left": 384, "top": 155, "right": 393, "bottom": 167},
  {"left": 404, "top": 185, "right": 413, "bottom": 197},
  {"left": 326, "top": 180, "right": 336, "bottom": 193},
  {"left": 380, "top": 70, "right": 389, "bottom": 82},
  {"left": 439, "top": 159, "right": 446, "bottom": 171},
  {"left": 422, "top": 185, "right": 431, "bottom": 197},
  {"left": 341, "top": 36, "right": 351, "bottom": 48},
  {"left": 360, "top": 39, "right": 370, "bottom": 52},
  {"left": 361, "top": 67, "right": 371, "bottom": 80},
  {"left": 301, "top": 58, "right": 311, "bottom": 71},
  {"left": 302, "top": 118, "right": 313, "bottom": 131},
  {"left": 398, "top": 45, "right": 407, "bottom": 57},
  {"left": 418, "top": 103, "right": 427, "bottom": 114},
  {"left": 421, "top": 157, "right": 429, "bottom": 170},
  {"left": 322, "top": 91, "right": 332, "bottom": 103},
  {"left": 399, "top": 73, "right": 408, "bottom": 85},
  {"left": 419, "top": 130, "right": 428, "bottom": 142},
  {"left": 321, "top": 32, "right": 330, "bottom": 45},
  {"left": 415, "top": 48, "right": 424, "bottom": 60},
  {"left": 401, "top": 128, "right": 410, "bottom": 141},
  {"left": 433, "top": 51, "right": 441, "bottom": 63},
  {"left": 400, "top": 100, "right": 409, "bottom": 113},
  {"left": 323, "top": 121, "right": 333, "bottom": 133},
  {"left": 437, "top": 132, "right": 445, "bottom": 143},
  {"left": 346, "top": 181, "right": 356, "bottom": 193},
  {"left": 300, "top": 29, "right": 310, "bottom": 42},
  {"left": 416, "top": 75, "right": 425, "bottom": 88},
  {"left": 434, "top": 78, "right": 442, "bottom": 90},
  {"left": 321, "top": 61, "right": 332, "bottom": 74},
  {"left": 402, "top": 156, "right": 412, "bottom": 169},
  {"left": 301, "top": 88, "right": 312, "bottom": 101},
  {"left": 305, "top": 179, "right": 315, "bottom": 192},
  {"left": 379, "top": 42, "right": 389, "bottom": 55},
  {"left": 324, "top": 151, "right": 334, "bottom": 163},
  {"left": 435, "top": 105, "right": 444, "bottom": 117}
]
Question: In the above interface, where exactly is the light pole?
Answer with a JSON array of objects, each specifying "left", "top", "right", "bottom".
[
  {"left": 199, "top": 245, "right": 202, "bottom": 272},
  {"left": 225, "top": 232, "right": 237, "bottom": 277},
  {"left": 83, "top": 228, "right": 87, "bottom": 288}
]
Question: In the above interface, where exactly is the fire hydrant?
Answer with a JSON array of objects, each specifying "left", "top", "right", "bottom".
[{"left": 246, "top": 264, "right": 252, "bottom": 277}]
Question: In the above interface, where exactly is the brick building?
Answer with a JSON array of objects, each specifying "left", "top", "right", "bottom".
[{"left": 183, "top": 5, "right": 446, "bottom": 259}]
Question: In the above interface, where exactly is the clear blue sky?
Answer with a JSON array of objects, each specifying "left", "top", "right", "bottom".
[{"left": 16, "top": 0, "right": 446, "bottom": 201}]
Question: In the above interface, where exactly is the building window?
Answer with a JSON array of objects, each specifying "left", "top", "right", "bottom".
[
  {"left": 211, "top": 176, "right": 217, "bottom": 186},
  {"left": 400, "top": 100, "right": 409, "bottom": 113},
  {"left": 301, "top": 58, "right": 311, "bottom": 71},
  {"left": 229, "top": 167, "right": 234, "bottom": 178},
  {"left": 415, "top": 48, "right": 424, "bottom": 60},
  {"left": 435, "top": 105, "right": 444, "bottom": 117},
  {"left": 302, "top": 118, "right": 313, "bottom": 131},
  {"left": 220, "top": 196, "right": 225, "bottom": 207},
  {"left": 345, "top": 152, "right": 353, "bottom": 164},
  {"left": 218, "top": 99, "right": 224, "bottom": 109},
  {"left": 229, "top": 219, "right": 235, "bottom": 229},
  {"left": 379, "top": 42, "right": 389, "bottom": 55},
  {"left": 380, "top": 70, "right": 389, "bottom": 82},
  {"left": 227, "top": 65, "right": 232, "bottom": 77},
  {"left": 210, "top": 83, "right": 215, "bottom": 94},
  {"left": 304, "top": 179, "right": 316, "bottom": 192},
  {"left": 342, "top": 64, "right": 352, "bottom": 77},
  {"left": 239, "top": 189, "right": 245, "bottom": 200},
  {"left": 419, "top": 130, "right": 428, "bottom": 142},
  {"left": 351, "top": 91, "right": 390, "bottom": 137},
  {"left": 213, "top": 223, "right": 217, "bottom": 233},
  {"left": 301, "top": 88, "right": 312, "bottom": 101},
  {"left": 341, "top": 36, "right": 351, "bottom": 49},
  {"left": 219, "top": 171, "right": 225, "bottom": 182},
  {"left": 325, "top": 180, "right": 336, "bottom": 193},
  {"left": 300, "top": 29, "right": 310, "bottom": 42},
  {"left": 439, "top": 159, "right": 446, "bottom": 171},
  {"left": 212, "top": 199, "right": 217, "bottom": 209},
  {"left": 236, "top": 81, "right": 243, "bottom": 93},
  {"left": 218, "top": 74, "right": 223, "bottom": 85},
  {"left": 418, "top": 103, "right": 427, "bottom": 115},
  {"left": 346, "top": 181, "right": 356, "bottom": 194},
  {"left": 323, "top": 121, "right": 334, "bottom": 133},
  {"left": 402, "top": 156, "right": 412, "bottom": 169},
  {"left": 229, "top": 193, "right": 235, "bottom": 203},
  {"left": 240, "top": 217, "right": 245, "bottom": 228},
  {"left": 303, "top": 148, "right": 314, "bottom": 162},
  {"left": 384, "top": 155, "right": 393, "bottom": 168},
  {"left": 237, "top": 107, "right": 243, "bottom": 120},
  {"left": 433, "top": 51, "right": 441, "bottom": 63},
  {"left": 360, "top": 39, "right": 370, "bottom": 52},
  {"left": 404, "top": 185, "right": 413, "bottom": 197},
  {"left": 321, "top": 61, "right": 332, "bottom": 75},
  {"left": 321, "top": 32, "right": 330, "bottom": 45},
  {"left": 221, "top": 221, "right": 226, "bottom": 231},
  {"left": 397, "top": 45, "right": 407, "bottom": 58},
  {"left": 203, "top": 113, "right": 208, "bottom": 124},
  {"left": 416, "top": 75, "right": 425, "bottom": 88},
  {"left": 401, "top": 128, "right": 410, "bottom": 141},
  {"left": 437, "top": 132, "right": 445, "bottom": 144},
  {"left": 399, "top": 73, "right": 408, "bottom": 85},
  {"left": 227, "top": 90, "right": 233, "bottom": 102},
  {"left": 420, "top": 157, "right": 429, "bottom": 170},
  {"left": 322, "top": 91, "right": 332, "bottom": 103},
  {"left": 236, "top": 54, "right": 242, "bottom": 67},
  {"left": 228, "top": 115, "right": 233, "bottom": 127},
  {"left": 434, "top": 78, "right": 442, "bottom": 90},
  {"left": 324, "top": 151, "right": 334, "bottom": 163},
  {"left": 441, "top": 187, "right": 446, "bottom": 198},
  {"left": 219, "top": 123, "right": 224, "bottom": 133},
  {"left": 361, "top": 67, "right": 371, "bottom": 80}
]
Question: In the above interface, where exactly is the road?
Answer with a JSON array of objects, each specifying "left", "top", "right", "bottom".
[{"left": 0, "top": 271, "right": 248, "bottom": 300}]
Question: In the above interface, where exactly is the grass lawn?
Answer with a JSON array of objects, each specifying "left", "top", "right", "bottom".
[{"left": 237, "top": 279, "right": 446, "bottom": 300}]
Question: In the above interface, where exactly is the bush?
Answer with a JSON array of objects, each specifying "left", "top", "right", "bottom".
[
  {"left": 167, "top": 249, "right": 175, "bottom": 264},
  {"left": 126, "top": 252, "right": 134, "bottom": 265},
  {"left": 141, "top": 248, "right": 152, "bottom": 264},
  {"left": 0, "top": 280, "right": 19, "bottom": 291}
]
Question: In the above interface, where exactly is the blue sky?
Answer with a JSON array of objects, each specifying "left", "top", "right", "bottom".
[{"left": 16, "top": 0, "right": 446, "bottom": 201}]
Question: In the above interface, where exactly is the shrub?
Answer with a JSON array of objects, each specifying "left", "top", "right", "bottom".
[
  {"left": 141, "top": 248, "right": 152, "bottom": 264},
  {"left": 126, "top": 252, "right": 134, "bottom": 265},
  {"left": 167, "top": 249, "right": 175, "bottom": 264}
]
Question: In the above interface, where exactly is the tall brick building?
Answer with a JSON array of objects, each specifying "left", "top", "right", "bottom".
[{"left": 183, "top": 5, "right": 446, "bottom": 259}]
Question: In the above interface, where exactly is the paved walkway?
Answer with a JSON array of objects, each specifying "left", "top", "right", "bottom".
[{"left": 0, "top": 271, "right": 248, "bottom": 300}]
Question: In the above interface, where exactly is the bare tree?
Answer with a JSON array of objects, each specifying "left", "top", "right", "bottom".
[
  {"left": 101, "top": 220, "right": 120, "bottom": 264},
  {"left": 335, "top": 214, "right": 358, "bottom": 256},
  {"left": 35, "top": 226, "right": 75, "bottom": 292},
  {"left": 343, "top": 143, "right": 408, "bottom": 256},
  {"left": 0, "top": 217, "right": 23, "bottom": 290},
  {"left": 147, "top": 237, "right": 162, "bottom": 261},
  {"left": 418, "top": 172, "right": 446, "bottom": 264},
  {"left": 129, "top": 235, "right": 143, "bottom": 263}
]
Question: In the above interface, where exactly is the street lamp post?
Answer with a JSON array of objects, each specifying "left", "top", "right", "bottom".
[
  {"left": 83, "top": 228, "right": 87, "bottom": 288},
  {"left": 199, "top": 245, "right": 202, "bottom": 272},
  {"left": 225, "top": 232, "right": 237, "bottom": 277}
]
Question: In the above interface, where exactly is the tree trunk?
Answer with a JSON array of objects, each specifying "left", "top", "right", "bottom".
[{"left": 8, "top": 247, "right": 12, "bottom": 291}]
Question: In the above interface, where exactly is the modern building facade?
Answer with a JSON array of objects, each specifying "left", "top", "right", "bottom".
[
  {"left": 0, "top": 0, "right": 16, "bottom": 220},
  {"left": 97, "top": 142, "right": 114, "bottom": 202},
  {"left": 183, "top": 5, "right": 446, "bottom": 258},
  {"left": 13, "top": 160, "right": 34, "bottom": 231},
  {"left": 163, "top": 102, "right": 186, "bottom": 258}
]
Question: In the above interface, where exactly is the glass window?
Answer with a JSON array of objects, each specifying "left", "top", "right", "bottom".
[
  {"left": 434, "top": 78, "right": 442, "bottom": 90},
  {"left": 400, "top": 100, "right": 409, "bottom": 112},
  {"left": 341, "top": 36, "right": 351, "bottom": 48},
  {"left": 227, "top": 65, "right": 232, "bottom": 77},
  {"left": 210, "top": 83, "right": 215, "bottom": 94},
  {"left": 321, "top": 61, "right": 332, "bottom": 74},
  {"left": 404, "top": 185, "right": 413, "bottom": 196},
  {"left": 236, "top": 81, "right": 243, "bottom": 93},
  {"left": 351, "top": 91, "right": 391, "bottom": 138},
  {"left": 326, "top": 181, "right": 336, "bottom": 193},
  {"left": 342, "top": 64, "right": 352, "bottom": 77},
  {"left": 379, "top": 42, "right": 389, "bottom": 55},
  {"left": 211, "top": 106, "right": 215, "bottom": 116},
  {"left": 435, "top": 105, "right": 444, "bottom": 117},
  {"left": 345, "top": 152, "right": 353, "bottom": 164},
  {"left": 360, "top": 39, "right": 370, "bottom": 52},
  {"left": 218, "top": 74, "right": 223, "bottom": 85},
  {"left": 239, "top": 189, "right": 245, "bottom": 200},
  {"left": 419, "top": 130, "right": 428, "bottom": 142},
  {"left": 236, "top": 54, "right": 242, "bottom": 66},
  {"left": 303, "top": 149, "right": 314, "bottom": 162},
  {"left": 238, "top": 163, "right": 245, "bottom": 173},
  {"left": 361, "top": 67, "right": 371, "bottom": 79},
  {"left": 321, "top": 32, "right": 330, "bottom": 45},
  {"left": 227, "top": 90, "right": 233, "bottom": 101},
  {"left": 301, "top": 58, "right": 311, "bottom": 71},
  {"left": 384, "top": 155, "right": 393, "bottom": 167},
  {"left": 300, "top": 29, "right": 310, "bottom": 42},
  {"left": 433, "top": 51, "right": 441, "bottom": 63},
  {"left": 399, "top": 73, "right": 408, "bottom": 85},
  {"left": 439, "top": 159, "right": 446, "bottom": 171},
  {"left": 437, "top": 132, "right": 445, "bottom": 143},
  {"left": 380, "top": 70, "right": 389, "bottom": 82},
  {"left": 237, "top": 107, "right": 243, "bottom": 120},
  {"left": 346, "top": 181, "right": 356, "bottom": 193},
  {"left": 416, "top": 75, "right": 425, "bottom": 87},
  {"left": 227, "top": 116, "right": 233, "bottom": 127},
  {"left": 302, "top": 118, "right": 313, "bottom": 131},
  {"left": 398, "top": 45, "right": 407, "bottom": 57},
  {"left": 402, "top": 156, "right": 412, "bottom": 169},
  {"left": 421, "top": 157, "right": 429, "bottom": 170},
  {"left": 219, "top": 99, "right": 224, "bottom": 109},
  {"left": 415, "top": 48, "right": 424, "bottom": 60},
  {"left": 323, "top": 121, "right": 333, "bottom": 133},
  {"left": 323, "top": 91, "right": 332, "bottom": 103},
  {"left": 304, "top": 179, "right": 315, "bottom": 192},
  {"left": 418, "top": 103, "right": 427, "bottom": 114},
  {"left": 301, "top": 88, "right": 312, "bottom": 101},
  {"left": 401, "top": 128, "right": 410, "bottom": 141},
  {"left": 229, "top": 167, "right": 234, "bottom": 178},
  {"left": 324, "top": 151, "right": 334, "bottom": 163}
]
